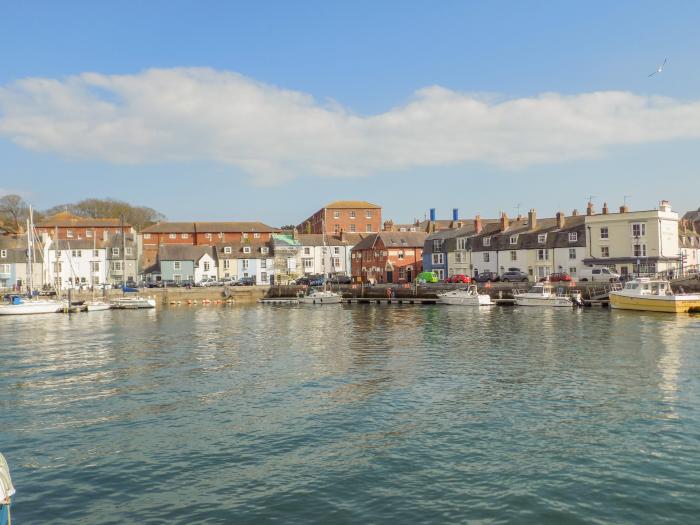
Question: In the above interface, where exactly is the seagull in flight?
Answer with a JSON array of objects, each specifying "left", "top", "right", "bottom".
[{"left": 648, "top": 58, "right": 667, "bottom": 77}]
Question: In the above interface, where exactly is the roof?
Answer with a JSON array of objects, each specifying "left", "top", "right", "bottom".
[
  {"left": 36, "top": 212, "right": 126, "bottom": 228},
  {"left": 296, "top": 234, "right": 360, "bottom": 246},
  {"left": 353, "top": 232, "right": 428, "bottom": 251},
  {"left": 0, "top": 235, "right": 42, "bottom": 263},
  {"left": 215, "top": 241, "right": 271, "bottom": 259},
  {"left": 142, "top": 221, "right": 279, "bottom": 234},
  {"left": 324, "top": 201, "right": 381, "bottom": 209},
  {"left": 158, "top": 245, "right": 216, "bottom": 262}
]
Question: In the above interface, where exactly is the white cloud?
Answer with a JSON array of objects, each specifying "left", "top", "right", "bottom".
[{"left": 1, "top": 67, "right": 700, "bottom": 184}]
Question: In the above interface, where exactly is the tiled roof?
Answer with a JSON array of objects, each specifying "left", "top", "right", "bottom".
[
  {"left": 353, "top": 232, "right": 427, "bottom": 251},
  {"left": 36, "top": 212, "right": 125, "bottom": 228},
  {"left": 142, "top": 221, "right": 279, "bottom": 233},
  {"left": 142, "top": 222, "right": 196, "bottom": 233},
  {"left": 215, "top": 241, "right": 271, "bottom": 259},
  {"left": 325, "top": 201, "right": 381, "bottom": 209},
  {"left": 158, "top": 245, "right": 215, "bottom": 261},
  {"left": 0, "top": 235, "right": 41, "bottom": 263}
]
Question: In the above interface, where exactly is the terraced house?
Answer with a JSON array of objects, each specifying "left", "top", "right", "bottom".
[
  {"left": 351, "top": 232, "right": 427, "bottom": 284},
  {"left": 215, "top": 241, "right": 274, "bottom": 284},
  {"left": 0, "top": 235, "right": 43, "bottom": 290}
]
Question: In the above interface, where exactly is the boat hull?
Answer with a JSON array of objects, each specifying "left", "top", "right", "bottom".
[
  {"left": 438, "top": 293, "right": 493, "bottom": 306},
  {"left": 86, "top": 302, "right": 112, "bottom": 311},
  {"left": 299, "top": 292, "right": 342, "bottom": 304},
  {"left": 111, "top": 297, "right": 156, "bottom": 309},
  {"left": 0, "top": 301, "right": 62, "bottom": 315},
  {"left": 514, "top": 295, "right": 573, "bottom": 307},
  {"left": 609, "top": 292, "right": 700, "bottom": 313}
]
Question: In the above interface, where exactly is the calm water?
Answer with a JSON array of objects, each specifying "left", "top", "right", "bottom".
[{"left": 1, "top": 305, "right": 699, "bottom": 524}]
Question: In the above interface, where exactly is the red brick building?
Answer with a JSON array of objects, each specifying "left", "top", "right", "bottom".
[
  {"left": 297, "top": 201, "right": 382, "bottom": 236},
  {"left": 35, "top": 212, "right": 133, "bottom": 241},
  {"left": 351, "top": 231, "right": 427, "bottom": 284}
]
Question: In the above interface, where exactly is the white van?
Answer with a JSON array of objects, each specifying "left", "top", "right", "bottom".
[{"left": 579, "top": 266, "right": 621, "bottom": 282}]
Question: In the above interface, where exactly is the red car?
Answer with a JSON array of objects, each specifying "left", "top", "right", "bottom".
[
  {"left": 548, "top": 272, "right": 572, "bottom": 282},
  {"left": 447, "top": 274, "right": 472, "bottom": 283}
]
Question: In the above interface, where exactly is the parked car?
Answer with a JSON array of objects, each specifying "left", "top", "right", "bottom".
[
  {"left": 416, "top": 271, "right": 439, "bottom": 284},
  {"left": 446, "top": 274, "right": 471, "bottom": 284},
  {"left": 547, "top": 272, "right": 572, "bottom": 282},
  {"left": 500, "top": 268, "right": 529, "bottom": 282},
  {"left": 160, "top": 280, "right": 177, "bottom": 287},
  {"left": 146, "top": 281, "right": 162, "bottom": 288},
  {"left": 220, "top": 278, "right": 236, "bottom": 286},
  {"left": 295, "top": 276, "right": 311, "bottom": 286},
  {"left": 235, "top": 277, "right": 255, "bottom": 286},
  {"left": 332, "top": 275, "right": 353, "bottom": 284},
  {"left": 578, "top": 266, "right": 620, "bottom": 282},
  {"left": 474, "top": 271, "right": 500, "bottom": 283},
  {"left": 197, "top": 277, "right": 218, "bottom": 287},
  {"left": 309, "top": 275, "right": 326, "bottom": 286}
]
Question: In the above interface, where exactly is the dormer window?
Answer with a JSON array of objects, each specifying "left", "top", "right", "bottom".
[
  {"left": 261, "top": 247, "right": 269, "bottom": 254},
  {"left": 568, "top": 232, "right": 577, "bottom": 242},
  {"left": 483, "top": 237, "right": 491, "bottom": 247},
  {"left": 224, "top": 246, "right": 232, "bottom": 254},
  {"left": 538, "top": 233, "right": 547, "bottom": 244},
  {"left": 509, "top": 235, "right": 518, "bottom": 245},
  {"left": 243, "top": 246, "right": 251, "bottom": 254}
]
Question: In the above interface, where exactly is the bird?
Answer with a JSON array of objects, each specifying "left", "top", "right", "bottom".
[{"left": 648, "top": 58, "right": 667, "bottom": 77}]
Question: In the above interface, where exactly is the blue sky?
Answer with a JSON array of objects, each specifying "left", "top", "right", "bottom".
[{"left": 1, "top": 1, "right": 699, "bottom": 225}]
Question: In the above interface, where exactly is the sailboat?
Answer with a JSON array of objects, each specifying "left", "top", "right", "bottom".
[
  {"left": 110, "top": 216, "right": 156, "bottom": 309},
  {"left": 299, "top": 220, "right": 342, "bottom": 305},
  {"left": 85, "top": 230, "right": 111, "bottom": 311},
  {"left": 0, "top": 207, "right": 63, "bottom": 315}
]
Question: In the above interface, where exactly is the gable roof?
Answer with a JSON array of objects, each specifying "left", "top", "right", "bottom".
[
  {"left": 158, "top": 245, "right": 215, "bottom": 262},
  {"left": 325, "top": 201, "right": 381, "bottom": 209},
  {"left": 353, "top": 232, "right": 427, "bottom": 251},
  {"left": 215, "top": 241, "right": 271, "bottom": 259},
  {"left": 36, "top": 212, "right": 125, "bottom": 228},
  {"left": 142, "top": 221, "right": 279, "bottom": 234}
]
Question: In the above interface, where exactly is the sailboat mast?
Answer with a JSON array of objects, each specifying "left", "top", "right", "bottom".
[
  {"left": 121, "top": 214, "right": 126, "bottom": 288},
  {"left": 26, "top": 218, "right": 32, "bottom": 294}
]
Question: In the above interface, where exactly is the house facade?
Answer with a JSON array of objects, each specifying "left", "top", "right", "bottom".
[
  {"left": 45, "top": 239, "right": 108, "bottom": 289},
  {"left": 35, "top": 211, "right": 133, "bottom": 241},
  {"left": 297, "top": 201, "right": 382, "bottom": 236},
  {"left": 216, "top": 241, "right": 274, "bottom": 284},
  {"left": 156, "top": 246, "right": 218, "bottom": 283},
  {"left": 351, "top": 232, "right": 427, "bottom": 284},
  {"left": 0, "top": 235, "right": 43, "bottom": 291},
  {"left": 271, "top": 234, "right": 302, "bottom": 285},
  {"left": 296, "top": 233, "right": 363, "bottom": 276}
]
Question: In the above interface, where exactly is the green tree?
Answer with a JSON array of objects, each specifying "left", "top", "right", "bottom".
[{"left": 43, "top": 198, "right": 165, "bottom": 230}]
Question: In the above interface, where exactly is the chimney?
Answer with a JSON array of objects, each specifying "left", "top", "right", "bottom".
[
  {"left": 499, "top": 212, "right": 509, "bottom": 231},
  {"left": 586, "top": 202, "right": 595, "bottom": 216},
  {"left": 474, "top": 215, "right": 483, "bottom": 234},
  {"left": 556, "top": 211, "right": 565, "bottom": 229},
  {"left": 292, "top": 228, "right": 299, "bottom": 239},
  {"left": 602, "top": 202, "right": 609, "bottom": 215},
  {"left": 571, "top": 209, "right": 579, "bottom": 216},
  {"left": 659, "top": 200, "right": 671, "bottom": 212},
  {"left": 528, "top": 209, "right": 537, "bottom": 230},
  {"left": 383, "top": 219, "right": 394, "bottom": 231},
  {"left": 452, "top": 208, "right": 459, "bottom": 221},
  {"left": 619, "top": 204, "right": 629, "bottom": 213}
]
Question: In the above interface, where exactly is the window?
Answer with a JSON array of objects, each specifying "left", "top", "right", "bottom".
[
  {"left": 538, "top": 233, "right": 547, "bottom": 244},
  {"left": 243, "top": 246, "right": 251, "bottom": 254},
  {"left": 568, "top": 232, "right": 578, "bottom": 242},
  {"left": 433, "top": 239, "right": 444, "bottom": 251},
  {"left": 243, "top": 233, "right": 249, "bottom": 239},
  {"left": 510, "top": 235, "right": 518, "bottom": 245},
  {"left": 633, "top": 244, "right": 647, "bottom": 257},
  {"left": 173, "top": 261, "right": 181, "bottom": 270},
  {"left": 366, "top": 210, "right": 372, "bottom": 219},
  {"left": 0, "top": 264, "right": 10, "bottom": 274},
  {"left": 350, "top": 224, "right": 356, "bottom": 232},
  {"left": 432, "top": 253, "right": 444, "bottom": 265},
  {"left": 483, "top": 237, "right": 491, "bottom": 247},
  {"left": 113, "top": 261, "right": 123, "bottom": 271},
  {"left": 218, "top": 233, "right": 223, "bottom": 239},
  {"left": 0, "top": 250, "right": 6, "bottom": 258},
  {"left": 483, "top": 253, "right": 490, "bottom": 262},
  {"left": 435, "top": 269, "right": 445, "bottom": 280},
  {"left": 569, "top": 248, "right": 576, "bottom": 259},
  {"left": 254, "top": 233, "right": 260, "bottom": 239},
  {"left": 86, "top": 230, "right": 93, "bottom": 238},
  {"left": 601, "top": 246, "right": 610, "bottom": 257},
  {"left": 224, "top": 246, "right": 232, "bottom": 254},
  {"left": 600, "top": 227, "right": 608, "bottom": 239},
  {"left": 242, "top": 259, "right": 249, "bottom": 270},
  {"left": 203, "top": 261, "right": 210, "bottom": 271},
  {"left": 303, "top": 258, "right": 313, "bottom": 269},
  {"left": 304, "top": 247, "right": 311, "bottom": 255},
  {"left": 223, "top": 260, "right": 230, "bottom": 269},
  {"left": 56, "top": 250, "right": 61, "bottom": 258},
  {"left": 350, "top": 211, "right": 356, "bottom": 219},
  {"left": 125, "top": 247, "right": 132, "bottom": 256},
  {"left": 333, "top": 247, "right": 340, "bottom": 255},
  {"left": 398, "top": 251, "right": 404, "bottom": 260},
  {"left": 261, "top": 247, "right": 269, "bottom": 254},
  {"left": 71, "top": 250, "right": 82, "bottom": 258},
  {"left": 205, "top": 233, "right": 212, "bottom": 240},
  {"left": 261, "top": 272, "right": 268, "bottom": 283},
  {"left": 510, "top": 250, "right": 517, "bottom": 261},
  {"left": 333, "top": 210, "right": 340, "bottom": 219},
  {"left": 90, "top": 261, "right": 100, "bottom": 273},
  {"left": 455, "top": 252, "right": 462, "bottom": 263},
  {"left": 332, "top": 257, "right": 341, "bottom": 267},
  {"left": 169, "top": 233, "right": 176, "bottom": 239},
  {"left": 366, "top": 224, "right": 372, "bottom": 232},
  {"left": 173, "top": 274, "right": 181, "bottom": 283},
  {"left": 457, "top": 238, "right": 468, "bottom": 250},
  {"left": 143, "top": 233, "right": 151, "bottom": 239},
  {"left": 537, "top": 249, "right": 549, "bottom": 261},
  {"left": 181, "top": 233, "right": 188, "bottom": 239},
  {"left": 261, "top": 259, "right": 267, "bottom": 269},
  {"left": 569, "top": 267, "right": 577, "bottom": 275},
  {"left": 112, "top": 248, "right": 119, "bottom": 256},
  {"left": 93, "top": 250, "right": 99, "bottom": 257},
  {"left": 632, "top": 223, "right": 646, "bottom": 237},
  {"left": 334, "top": 224, "right": 340, "bottom": 234},
  {"left": 67, "top": 229, "right": 74, "bottom": 238}
]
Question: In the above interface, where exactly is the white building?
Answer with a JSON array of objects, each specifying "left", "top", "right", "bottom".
[
  {"left": 297, "top": 233, "right": 360, "bottom": 276},
  {"left": 45, "top": 240, "right": 108, "bottom": 289}
]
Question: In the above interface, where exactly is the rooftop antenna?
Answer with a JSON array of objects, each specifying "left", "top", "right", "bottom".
[
  {"left": 587, "top": 195, "right": 597, "bottom": 204},
  {"left": 514, "top": 203, "right": 522, "bottom": 217},
  {"left": 623, "top": 195, "right": 632, "bottom": 207}
]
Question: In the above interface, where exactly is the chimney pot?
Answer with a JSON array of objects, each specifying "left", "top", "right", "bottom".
[
  {"left": 602, "top": 202, "right": 609, "bottom": 215},
  {"left": 499, "top": 212, "right": 510, "bottom": 231},
  {"left": 572, "top": 209, "right": 579, "bottom": 216},
  {"left": 474, "top": 215, "right": 483, "bottom": 234},
  {"left": 556, "top": 211, "right": 565, "bottom": 229},
  {"left": 619, "top": 204, "right": 629, "bottom": 213},
  {"left": 586, "top": 202, "right": 595, "bottom": 216}
]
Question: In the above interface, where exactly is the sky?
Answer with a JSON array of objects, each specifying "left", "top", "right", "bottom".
[{"left": 1, "top": 1, "right": 700, "bottom": 226}]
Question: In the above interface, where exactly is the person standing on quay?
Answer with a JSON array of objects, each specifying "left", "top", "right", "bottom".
[{"left": 0, "top": 453, "right": 15, "bottom": 525}]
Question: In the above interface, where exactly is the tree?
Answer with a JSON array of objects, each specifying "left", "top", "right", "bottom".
[
  {"left": 0, "top": 194, "right": 29, "bottom": 233},
  {"left": 43, "top": 198, "right": 165, "bottom": 230}
]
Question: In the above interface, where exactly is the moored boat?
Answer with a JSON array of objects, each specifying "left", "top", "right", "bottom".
[
  {"left": 438, "top": 285, "right": 493, "bottom": 306},
  {"left": 609, "top": 277, "right": 700, "bottom": 313},
  {"left": 86, "top": 300, "right": 112, "bottom": 311},
  {"left": 0, "top": 295, "right": 62, "bottom": 315},
  {"left": 514, "top": 282, "right": 582, "bottom": 307},
  {"left": 111, "top": 296, "right": 156, "bottom": 309},
  {"left": 299, "top": 290, "right": 342, "bottom": 304}
]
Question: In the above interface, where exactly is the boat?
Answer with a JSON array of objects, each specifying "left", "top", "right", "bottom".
[
  {"left": 0, "top": 295, "right": 62, "bottom": 315},
  {"left": 111, "top": 296, "right": 156, "bottom": 309},
  {"left": 299, "top": 218, "right": 341, "bottom": 305},
  {"left": 609, "top": 277, "right": 700, "bottom": 313},
  {"left": 85, "top": 300, "right": 111, "bottom": 311},
  {"left": 514, "top": 282, "right": 583, "bottom": 307},
  {"left": 437, "top": 285, "right": 493, "bottom": 306}
]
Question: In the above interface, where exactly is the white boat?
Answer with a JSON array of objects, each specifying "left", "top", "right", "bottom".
[
  {"left": 609, "top": 277, "right": 700, "bottom": 313},
  {"left": 438, "top": 285, "right": 493, "bottom": 306},
  {"left": 86, "top": 300, "right": 112, "bottom": 311},
  {"left": 111, "top": 296, "right": 156, "bottom": 309},
  {"left": 0, "top": 297, "right": 62, "bottom": 315},
  {"left": 299, "top": 290, "right": 342, "bottom": 304},
  {"left": 514, "top": 282, "right": 582, "bottom": 307}
]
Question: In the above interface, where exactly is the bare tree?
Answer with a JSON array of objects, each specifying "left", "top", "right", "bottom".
[{"left": 0, "top": 194, "right": 29, "bottom": 233}]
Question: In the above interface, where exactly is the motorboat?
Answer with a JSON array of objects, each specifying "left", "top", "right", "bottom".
[
  {"left": 514, "top": 282, "right": 582, "bottom": 307},
  {"left": 299, "top": 290, "right": 342, "bottom": 305},
  {"left": 437, "top": 285, "right": 493, "bottom": 306},
  {"left": 85, "top": 300, "right": 112, "bottom": 312},
  {"left": 609, "top": 277, "right": 700, "bottom": 313},
  {"left": 111, "top": 296, "right": 156, "bottom": 309},
  {"left": 0, "top": 295, "right": 62, "bottom": 315}
]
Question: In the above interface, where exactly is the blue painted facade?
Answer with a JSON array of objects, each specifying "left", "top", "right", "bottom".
[{"left": 160, "top": 260, "right": 195, "bottom": 281}]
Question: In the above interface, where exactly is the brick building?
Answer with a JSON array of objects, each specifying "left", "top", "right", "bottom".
[
  {"left": 297, "top": 201, "right": 381, "bottom": 236},
  {"left": 35, "top": 211, "right": 133, "bottom": 241},
  {"left": 351, "top": 231, "right": 427, "bottom": 284}
]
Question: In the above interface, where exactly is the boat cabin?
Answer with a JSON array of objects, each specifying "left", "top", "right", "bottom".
[{"left": 624, "top": 278, "right": 672, "bottom": 296}]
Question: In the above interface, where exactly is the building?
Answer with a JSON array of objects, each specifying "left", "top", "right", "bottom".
[
  {"left": 351, "top": 231, "right": 427, "bottom": 284},
  {"left": 584, "top": 201, "right": 680, "bottom": 277},
  {"left": 297, "top": 201, "right": 381, "bottom": 236},
  {"left": 154, "top": 245, "right": 218, "bottom": 284},
  {"left": 35, "top": 211, "right": 133, "bottom": 241},
  {"left": 296, "top": 232, "right": 365, "bottom": 277},
  {"left": 45, "top": 239, "right": 107, "bottom": 290},
  {"left": 105, "top": 233, "right": 140, "bottom": 286},
  {"left": 678, "top": 219, "right": 700, "bottom": 274},
  {"left": 271, "top": 234, "right": 303, "bottom": 285},
  {"left": 215, "top": 241, "right": 274, "bottom": 284},
  {"left": 682, "top": 207, "right": 700, "bottom": 232},
  {"left": 0, "top": 235, "right": 43, "bottom": 291}
]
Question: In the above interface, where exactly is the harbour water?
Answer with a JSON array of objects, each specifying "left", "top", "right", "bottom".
[{"left": 1, "top": 305, "right": 699, "bottom": 523}]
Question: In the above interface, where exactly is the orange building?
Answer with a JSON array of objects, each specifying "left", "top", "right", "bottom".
[
  {"left": 35, "top": 212, "right": 133, "bottom": 241},
  {"left": 297, "top": 201, "right": 382, "bottom": 236},
  {"left": 351, "top": 231, "right": 427, "bottom": 284}
]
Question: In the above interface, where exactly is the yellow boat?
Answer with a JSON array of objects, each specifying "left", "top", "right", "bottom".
[{"left": 609, "top": 277, "right": 700, "bottom": 313}]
